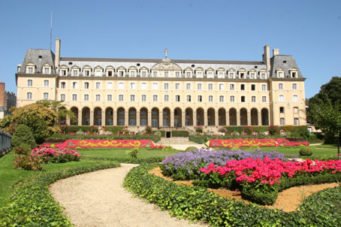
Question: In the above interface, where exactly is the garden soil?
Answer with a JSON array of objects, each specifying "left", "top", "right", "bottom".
[
  {"left": 149, "top": 167, "right": 339, "bottom": 212},
  {"left": 50, "top": 164, "right": 206, "bottom": 227}
]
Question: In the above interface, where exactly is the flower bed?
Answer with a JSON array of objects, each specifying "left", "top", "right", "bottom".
[
  {"left": 209, "top": 138, "right": 309, "bottom": 148},
  {"left": 200, "top": 158, "right": 341, "bottom": 205},
  {"left": 160, "top": 149, "right": 285, "bottom": 180},
  {"left": 45, "top": 139, "right": 163, "bottom": 149},
  {"left": 31, "top": 144, "right": 80, "bottom": 163}
]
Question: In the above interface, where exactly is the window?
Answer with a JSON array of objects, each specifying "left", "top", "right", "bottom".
[
  {"left": 153, "top": 71, "right": 157, "bottom": 77},
  {"left": 186, "top": 83, "right": 191, "bottom": 90},
  {"left": 60, "top": 69, "right": 67, "bottom": 76},
  {"left": 96, "top": 82, "right": 101, "bottom": 89},
  {"left": 219, "top": 95, "right": 224, "bottom": 102},
  {"left": 164, "top": 71, "right": 168, "bottom": 77},
  {"left": 230, "top": 84, "right": 235, "bottom": 91},
  {"left": 241, "top": 84, "right": 245, "bottom": 91},
  {"left": 26, "top": 66, "right": 34, "bottom": 74},
  {"left": 291, "top": 71, "right": 297, "bottom": 78},
  {"left": 293, "top": 95, "right": 298, "bottom": 102},
  {"left": 207, "top": 71, "right": 214, "bottom": 78},
  {"left": 60, "top": 94, "right": 65, "bottom": 101},
  {"left": 141, "top": 71, "right": 147, "bottom": 77},
  {"left": 164, "top": 95, "right": 169, "bottom": 102},
  {"left": 107, "top": 94, "right": 112, "bottom": 101},
  {"left": 152, "top": 82, "right": 158, "bottom": 89},
  {"left": 84, "top": 69, "right": 91, "bottom": 77},
  {"left": 130, "top": 95, "right": 135, "bottom": 102},
  {"left": 262, "top": 84, "right": 267, "bottom": 91},
  {"left": 218, "top": 71, "right": 225, "bottom": 78},
  {"left": 130, "top": 71, "right": 136, "bottom": 77},
  {"left": 240, "top": 72, "right": 245, "bottom": 79},
  {"left": 107, "top": 70, "right": 113, "bottom": 77},
  {"left": 241, "top": 96, "right": 245, "bottom": 102},
  {"left": 294, "top": 118, "right": 299, "bottom": 126},
  {"left": 279, "top": 95, "right": 284, "bottom": 102},
  {"left": 175, "top": 83, "right": 180, "bottom": 90},
  {"left": 208, "top": 83, "right": 213, "bottom": 90},
  {"left": 61, "top": 82, "right": 66, "bottom": 88},
  {"left": 186, "top": 71, "right": 191, "bottom": 78},
  {"left": 278, "top": 83, "right": 283, "bottom": 90},
  {"left": 208, "top": 95, "right": 213, "bottom": 102},
  {"left": 43, "top": 92, "right": 48, "bottom": 100},
  {"left": 277, "top": 71, "right": 284, "bottom": 78},
  {"left": 175, "top": 72, "right": 180, "bottom": 78},
  {"left": 251, "top": 96, "right": 256, "bottom": 102},
  {"left": 72, "top": 69, "right": 78, "bottom": 76},
  {"left": 84, "top": 94, "right": 89, "bottom": 101},
  {"left": 262, "top": 96, "right": 267, "bottom": 102},
  {"left": 175, "top": 95, "right": 180, "bottom": 102},
  {"left": 196, "top": 71, "right": 203, "bottom": 78},
  {"left": 27, "top": 92, "right": 32, "bottom": 100},
  {"left": 251, "top": 84, "right": 256, "bottom": 91},
  {"left": 107, "top": 82, "right": 113, "bottom": 89},
  {"left": 43, "top": 67, "right": 50, "bottom": 74},
  {"left": 130, "top": 82, "right": 136, "bottom": 89},
  {"left": 27, "top": 79, "right": 32, "bottom": 87},
  {"left": 230, "top": 96, "right": 235, "bottom": 102},
  {"left": 187, "top": 95, "right": 191, "bottom": 102},
  {"left": 72, "top": 82, "right": 77, "bottom": 89},
  {"left": 96, "top": 94, "right": 100, "bottom": 101},
  {"left": 44, "top": 80, "right": 49, "bottom": 87},
  {"left": 219, "top": 83, "right": 224, "bottom": 90},
  {"left": 118, "top": 82, "right": 124, "bottom": 89},
  {"left": 293, "top": 107, "right": 299, "bottom": 114},
  {"left": 118, "top": 71, "right": 124, "bottom": 77},
  {"left": 197, "top": 83, "right": 202, "bottom": 90},
  {"left": 292, "top": 83, "right": 297, "bottom": 90},
  {"left": 198, "top": 95, "right": 203, "bottom": 102},
  {"left": 280, "top": 118, "right": 285, "bottom": 126},
  {"left": 84, "top": 82, "right": 89, "bottom": 89},
  {"left": 153, "top": 95, "right": 158, "bottom": 102},
  {"left": 94, "top": 68, "right": 103, "bottom": 77},
  {"left": 118, "top": 95, "right": 124, "bottom": 101},
  {"left": 280, "top": 107, "right": 285, "bottom": 113},
  {"left": 141, "top": 82, "right": 147, "bottom": 89},
  {"left": 72, "top": 94, "right": 77, "bottom": 101},
  {"left": 164, "top": 83, "right": 169, "bottom": 90}
]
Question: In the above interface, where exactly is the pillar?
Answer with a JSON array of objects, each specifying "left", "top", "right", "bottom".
[
  {"left": 78, "top": 110, "right": 82, "bottom": 126},
  {"left": 90, "top": 109, "right": 94, "bottom": 126},
  {"left": 258, "top": 110, "right": 262, "bottom": 126},
  {"left": 247, "top": 110, "right": 251, "bottom": 126},
  {"left": 182, "top": 110, "right": 186, "bottom": 128},
  {"left": 204, "top": 109, "right": 208, "bottom": 127},
  {"left": 225, "top": 109, "right": 229, "bottom": 126},
  {"left": 148, "top": 110, "right": 152, "bottom": 127},
  {"left": 113, "top": 109, "right": 117, "bottom": 126},
  {"left": 215, "top": 109, "right": 219, "bottom": 127},
  {"left": 136, "top": 111, "right": 140, "bottom": 127},
  {"left": 193, "top": 110, "right": 197, "bottom": 127},
  {"left": 101, "top": 109, "right": 105, "bottom": 126},
  {"left": 160, "top": 110, "right": 163, "bottom": 128},
  {"left": 170, "top": 110, "right": 174, "bottom": 128},
  {"left": 125, "top": 110, "right": 129, "bottom": 126},
  {"left": 236, "top": 109, "right": 240, "bottom": 126}
]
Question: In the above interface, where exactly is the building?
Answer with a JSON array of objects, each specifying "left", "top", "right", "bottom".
[
  {"left": 16, "top": 38, "right": 306, "bottom": 130},
  {"left": 0, "top": 82, "right": 5, "bottom": 119}
]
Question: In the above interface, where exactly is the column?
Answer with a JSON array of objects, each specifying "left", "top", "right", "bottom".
[
  {"left": 90, "top": 109, "right": 94, "bottom": 126},
  {"left": 226, "top": 109, "right": 229, "bottom": 126},
  {"left": 101, "top": 109, "right": 105, "bottom": 126},
  {"left": 148, "top": 110, "right": 152, "bottom": 127},
  {"left": 215, "top": 109, "right": 219, "bottom": 126},
  {"left": 125, "top": 110, "right": 129, "bottom": 126},
  {"left": 182, "top": 110, "right": 186, "bottom": 128},
  {"left": 78, "top": 110, "right": 82, "bottom": 126},
  {"left": 66, "top": 115, "right": 71, "bottom": 126},
  {"left": 160, "top": 110, "right": 163, "bottom": 128},
  {"left": 236, "top": 109, "right": 240, "bottom": 126},
  {"left": 247, "top": 110, "right": 251, "bottom": 126},
  {"left": 204, "top": 109, "right": 208, "bottom": 127},
  {"left": 113, "top": 109, "right": 117, "bottom": 126},
  {"left": 170, "top": 110, "right": 174, "bottom": 128},
  {"left": 193, "top": 111, "right": 197, "bottom": 127},
  {"left": 258, "top": 110, "right": 262, "bottom": 126},
  {"left": 136, "top": 111, "right": 140, "bottom": 127}
]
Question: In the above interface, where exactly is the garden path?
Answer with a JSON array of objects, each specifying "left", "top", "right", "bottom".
[{"left": 50, "top": 164, "right": 206, "bottom": 227}]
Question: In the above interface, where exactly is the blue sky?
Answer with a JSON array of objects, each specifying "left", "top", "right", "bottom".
[{"left": 0, "top": 0, "right": 340, "bottom": 98}]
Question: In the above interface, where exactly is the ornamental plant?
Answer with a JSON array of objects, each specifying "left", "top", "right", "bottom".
[{"left": 31, "top": 144, "right": 80, "bottom": 163}]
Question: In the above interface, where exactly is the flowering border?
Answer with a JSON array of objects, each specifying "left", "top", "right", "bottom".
[{"left": 209, "top": 138, "right": 309, "bottom": 148}]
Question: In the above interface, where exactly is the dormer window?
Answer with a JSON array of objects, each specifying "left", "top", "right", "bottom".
[
  {"left": 26, "top": 65, "right": 35, "bottom": 74},
  {"left": 17, "top": 65, "right": 21, "bottom": 72},
  {"left": 218, "top": 71, "right": 225, "bottom": 78},
  {"left": 72, "top": 69, "right": 79, "bottom": 76},
  {"left": 290, "top": 70, "right": 298, "bottom": 78},
  {"left": 130, "top": 70, "right": 136, "bottom": 77},
  {"left": 94, "top": 67, "right": 103, "bottom": 77},
  {"left": 107, "top": 70, "right": 113, "bottom": 77},
  {"left": 43, "top": 65, "right": 51, "bottom": 74},
  {"left": 260, "top": 71, "right": 266, "bottom": 79},
  {"left": 277, "top": 70, "right": 284, "bottom": 78},
  {"left": 164, "top": 71, "right": 169, "bottom": 77},
  {"left": 141, "top": 70, "right": 147, "bottom": 77},
  {"left": 228, "top": 71, "right": 235, "bottom": 79},
  {"left": 186, "top": 71, "right": 192, "bottom": 78},
  {"left": 175, "top": 71, "right": 180, "bottom": 78},
  {"left": 196, "top": 71, "right": 203, "bottom": 78},
  {"left": 207, "top": 70, "right": 214, "bottom": 78},
  {"left": 249, "top": 71, "right": 256, "bottom": 79},
  {"left": 153, "top": 71, "right": 157, "bottom": 77},
  {"left": 238, "top": 70, "right": 246, "bottom": 79},
  {"left": 60, "top": 69, "right": 67, "bottom": 76}
]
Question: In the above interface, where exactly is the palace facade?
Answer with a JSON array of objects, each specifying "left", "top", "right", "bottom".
[{"left": 16, "top": 39, "right": 306, "bottom": 130}]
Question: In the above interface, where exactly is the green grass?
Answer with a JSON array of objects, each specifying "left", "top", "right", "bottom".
[{"left": 243, "top": 144, "right": 339, "bottom": 159}]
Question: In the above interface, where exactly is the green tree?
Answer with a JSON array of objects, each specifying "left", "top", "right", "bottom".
[{"left": 11, "top": 124, "right": 36, "bottom": 148}]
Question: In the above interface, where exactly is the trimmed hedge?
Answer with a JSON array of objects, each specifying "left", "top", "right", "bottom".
[
  {"left": 0, "top": 161, "right": 120, "bottom": 226},
  {"left": 124, "top": 164, "right": 341, "bottom": 226},
  {"left": 46, "top": 134, "right": 161, "bottom": 143}
]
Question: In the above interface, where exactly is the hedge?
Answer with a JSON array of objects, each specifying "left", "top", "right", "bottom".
[
  {"left": 160, "top": 130, "right": 189, "bottom": 137},
  {"left": 124, "top": 164, "right": 341, "bottom": 226},
  {"left": 46, "top": 134, "right": 161, "bottom": 143},
  {"left": 0, "top": 161, "right": 120, "bottom": 226}
]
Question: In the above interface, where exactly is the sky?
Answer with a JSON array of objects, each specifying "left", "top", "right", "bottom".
[{"left": 0, "top": 0, "right": 340, "bottom": 98}]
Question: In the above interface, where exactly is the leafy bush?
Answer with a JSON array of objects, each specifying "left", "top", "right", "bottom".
[
  {"left": 185, "top": 146, "right": 198, "bottom": 152},
  {"left": 124, "top": 164, "right": 341, "bottom": 226},
  {"left": 0, "top": 161, "right": 119, "bottom": 226},
  {"left": 31, "top": 144, "right": 80, "bottom": 163},
  {"left": 11, "top": 124, "right": 36, "bottom": 148},
  {"left": 268, "top": 125, "right": 280, "bottom": 136},
  {"left": 129, "top": 149, "right": 139, "bottom": 159},
  {"left": 14, "top": 154, "right": 42, "bottom": 171},
  {"left": 299, "top": 146, "right": 313, "bottom": 156},
  {"left": 188, "top": 135, "right": 208, "bottom": 144}
]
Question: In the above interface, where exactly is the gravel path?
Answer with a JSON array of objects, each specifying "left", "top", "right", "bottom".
[{"left": 50, "top": 164, "right": 206, "bottom": 227}]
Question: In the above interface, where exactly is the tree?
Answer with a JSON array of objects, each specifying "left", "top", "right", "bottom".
[
  {"left": 11, "top": 124, "right": 36, "bottom": 148},
  {"left": 36, "top": 100, "right": 74, "bottom": 125},
  {"left": 0, "top": 102, "right": 59, "bottom": 143}
]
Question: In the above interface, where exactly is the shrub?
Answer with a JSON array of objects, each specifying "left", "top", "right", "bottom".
[
  {"left": 185, "top": 146, "right": 198, "bottom": 152},
  {"left": 31, "top": 144, "right": 80, "bottom": 163},
  {"left": 11, "top": 124, "right": 36, "bottom": 148},
  {"left": 129, "top": 149, "right": 139, "bottom": 159},
  {"left": 14, "top": 154, "right": 42, "bottom": 170},
  {"left": 189, "top": 135, "right": 208, "bottom": 144},
  {"left": 268, "top": 125, "right": 280, "bottom": 136},
  {"left": 145, "top": 126, "right": 153, "bottom": 135},
  {"left": 299, "top": 146, "right": 313, "bottom": 156},
  {"left": 13, "top": 143, "right": 31, "bottom": 155}
]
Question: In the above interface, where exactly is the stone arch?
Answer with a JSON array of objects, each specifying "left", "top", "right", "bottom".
[
  {"left": 163, "top": 108, "right": 171, "bottom": 127},
  {"left": 117, "top": 107, "right": 125, "bottom": 126},
  {"left": 70, "top": 107, "right": 78, "bottom": 125},
  {"left": 240, "top": 108, "right": 248, "bottom": 126},
  {"left": 174, "top": 108, "right": 182, "bottom": 127},
  {"left": 261, "top": 108, "right": 269, "bottom": 126},
  {"left": 196, "top": 108, "right": 204, "bottom": 126},
  {"left": 105, "top": 107, "right": 114, "bottom": 126},
  {"left": 251, "top": 108, "right": 258, "bottom": 126},
  {"left": 185, "top": 108, "right": 193, "bottom": 126},
  {"left": 207, "top": 108, "right": 215, "bottom": 126},
  {"left": 218, "top": 108, "right": 226, "bottom": 126},
  {"left": 140, "top": 107, "right": 148, "bottom": 126},
  {"left": 151, "top": 107, "right": 159, "bottom": 128},
  {"left": 94, "top": 107, "right": 102, "bottom": 126},
  {"left": 82, "top": 107, "right": 90, "bottom": 125},
  {"left": 229, "top": 108, "right": 237, "bottom": 126}
]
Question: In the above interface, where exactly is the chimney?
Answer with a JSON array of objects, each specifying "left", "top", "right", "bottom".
[
  {"left": 0, "top": 82, "right": 5, "bottom": 109},
  {"left": 263, "top": 45, "right": 270, "bottom": 70},
  {"left": 55, "top": 38, "right": 61, "bottom": 68},
  {"left": 273, "top": 48, "right": 280, "bottom": 56}
]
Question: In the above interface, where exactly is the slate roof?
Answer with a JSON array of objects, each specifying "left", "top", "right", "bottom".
[
  {"left": 270, "top": 55, "right": 303, "bottom": 78},
  {"left": 20, "top": 49, "right": 55, "bottom": 73}
]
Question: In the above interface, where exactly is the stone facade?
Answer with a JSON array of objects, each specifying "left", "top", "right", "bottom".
[{"left": 16, "top": 39, "right": 306, "bottom": 129}]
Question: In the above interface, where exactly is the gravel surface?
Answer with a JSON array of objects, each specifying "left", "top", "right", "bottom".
[{"left": 50, "top": 164, "right": 206, "bottom": 227}]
